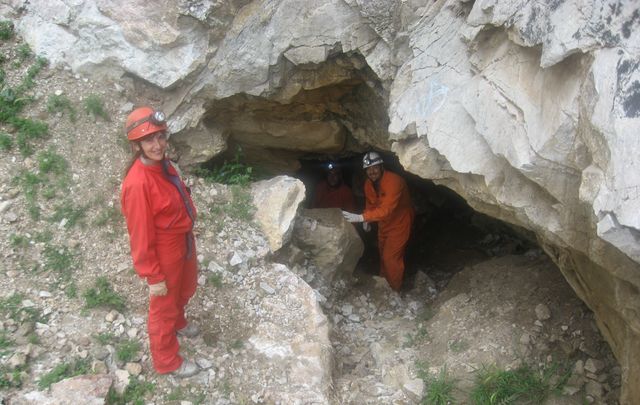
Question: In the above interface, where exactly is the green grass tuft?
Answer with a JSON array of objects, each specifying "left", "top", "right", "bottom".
[
  {"left": 470, "top": 363, "right": 570, "bottom": 405},
  {"left": 46, "top": 94, "right": 77, "bottom": 122},
  {"left": 83, "top": 276, "right": 126, "bottom": 312},
  {"left": 0, "top": 132, "right": 12, "bottom": 150},
  {"left": 84, "top": 94, "right": 109, "bottom": 121},
  {"left": 37, "top": 358, "right": 90, "bottom": 389},
  {"left": 193, "top": 147, "right": 256, "bottom": 186},
  {"left": 43, "top": 245, "right": 76, "bottom": 282},
  {"left": 106, "top": 377, "right": 154, "bottom": 405},
  {"left": 116, "top": 339, "right": 141, "bottom": 363},
  {"left": 0, "top": 20, "right": 14, "bottom": 40}
]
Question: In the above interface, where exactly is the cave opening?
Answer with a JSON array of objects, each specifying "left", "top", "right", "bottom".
[
  {"left": 294, "top": 151, "right": 537, "bottom": 289},
  {"left": 193, "top": 50, "right": 539, "bottom": 287}
]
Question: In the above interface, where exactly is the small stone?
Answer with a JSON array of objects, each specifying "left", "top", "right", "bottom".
[
  {"left": 535, "top": 303, "right": 551, "bottom": 320},
  {"left": 584, "top": 358, "right": 604, "bottom": 373},
  {"left": 519, "top": 333, "right": 530, "bottom": 345},
  {"left": 127, "top": 328, "right": 138, "bottom": 339},
  {"left": 91, "top": 346, "right": 110, "bottom": 361},
  {"left": 5, "top": 212, "right": 18, "bottom": 222},
  {"left": 54, "top": 89, "right": 63, "bottom": 96},
  {"left": 38, "top": 291, "right": 52, "bottom": 298},
  {"left": 0, "top": 200, "right": 12, "bottom": 213},
  {"left": 229, "top": 252, "right": 243, "bottom": 266},
  {"left": 125, "top": 362, "right": 142, "bottom": 376},
  {"left": 259, "top": 282, "right": 275, "bottom": 294},
  {"left": 196, "top": 358, "right": 213, "bottom": 369},
  {"left": 402, "top": 378, "right": 424, "bottom": 402},
  {"left": 585, "top": 380, "right": 603, "bottom": 399},
  {"left": 114, "top": 369, "right": 131, "bottom": 394},
  {"left": 15, "top": 321, "right": 35, "bottom": 337},
  {"left": 21, "top": 299, "right": 35, "bottom": 308},
  {"left": 92, "top": 360, "right": 108, "bottom": 374},
  {"left": 9, "top": 352, "right": 27, "bottom": 368}
]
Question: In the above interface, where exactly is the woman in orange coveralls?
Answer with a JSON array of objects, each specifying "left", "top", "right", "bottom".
[
  {"left": 342, "top": 152, "right": 414, "bottom": 291},
  {"left": 120, "top": 106, "right": 200, "bottom": 378}
]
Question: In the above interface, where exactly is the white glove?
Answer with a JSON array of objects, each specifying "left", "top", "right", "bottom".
[
  {"left": 342, "top": 211, "right": 364, "bottom": 223},
  {"left": 149, "top": 281, "right": 168, "bottom": 296},
  {"left": 363, "top": 221, "right": 371, "bottom": 232}
]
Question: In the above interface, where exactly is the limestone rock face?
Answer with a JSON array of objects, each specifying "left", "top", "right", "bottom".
[
  {"left": 4, "top": 0, "right": 640, "bottom": 402},
  {"left": 251, "top": 176, "right": 306, "bottom": 252}
]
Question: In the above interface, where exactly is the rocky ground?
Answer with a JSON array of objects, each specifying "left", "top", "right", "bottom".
[{"left": 0, "top": 27, "right": 621, "bottom": 405}]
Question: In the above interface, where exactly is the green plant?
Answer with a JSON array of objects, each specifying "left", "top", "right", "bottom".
[
  {"left": 37, "top": 358, "right": 90, "bottom": 389},
  {"left": 230, "top": 339, "right": 244, "bottom": 350},
  {"left": 470, "top": 363, "right": 570, "bottom": 405},
  {"left": 0, "top": 132, "right": 12, "bottom": 150},
  {"left": 448, "top": 339, "right": 468, "bottom": 353},
  {"left": 13, "top": 169, "right": 43, "bottom": 218},
  {"left": 404, "top": 325, "right": 430, "bottom": 347},
  {"left": 43, "top": 245, "right": 76, "bottom": 282},
  {"left": 211, "top": 185, "right": 255, "bottom": 223},
  {"left": 38, "top": 149, "right": 68, "bottom": 175},
  {"left": 46, "top": 94, "right": 77, "bottom": 122},
  {"left": 65, "top": 282, "right": 78, "bottom": 298},
  {"left": 84, "top": 94, "right": 109, "bottom": 121},
  {"left": 93, "top": 205, "right": 122, "bottom": 228},
  {"left": 0, "top": 20, "right": 14, "bottom": 40},
  {"left": 0, "top": 331, "right": 14, "bottom": 356},
  {"left": 207, "top": 273, "right": 223, "bottom": 288},
  {"left": 9, "top": 233, "right": 29, "bottom": 248},
  {"left": 27, "top": 333, "right": 39, "bottom": 345},
  {"left": 416, "top": 363, "right": 457, "bottom": 405},
  {"left": 194, "top": 147, "right": 255, "bottom": 186},
  {"left": 17, "top": 43, "right": 31, "bottom": 61},
  {"left": 0, "top": 365, "right": 24, "bottom": 389},
  {"left": 106, "top": 377, "right": 154, "bottom": 405},
  {"left": 116, "top": 339, "right": 141, "bottom": 363},
  {"left": 83, "top": 276, "right": 126, "bottom": 312},
  {"left": 14, "top": 117, "right": 48, "bottom": 157},
  {"left": 0, "top": 293, "right": 46, "bottom": 324},
  {"left": 94, "top": 332, "right": 117, "bottom": 345},
  {"left": 50, "top": 200, "right": 87, "bottom": 228}
]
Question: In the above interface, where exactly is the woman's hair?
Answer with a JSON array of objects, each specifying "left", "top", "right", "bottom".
[{"left": 123, "top": 143, "right": 142, "bottom": 178}]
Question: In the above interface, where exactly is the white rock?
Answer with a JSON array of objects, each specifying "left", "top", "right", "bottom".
[{"left": 535, "top": 303, "right": 551, "bottom": 320}]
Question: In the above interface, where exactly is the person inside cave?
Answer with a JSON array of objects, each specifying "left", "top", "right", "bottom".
[
  {"left": 312, "top": 160, "right": 356, "bottom": 211},
  {"left": 342, "top": 151, "right": 415, "bottom": 291}
]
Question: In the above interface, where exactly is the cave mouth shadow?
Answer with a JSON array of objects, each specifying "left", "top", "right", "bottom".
[{"left": 295, "top": 153, "right": 537, "bottom": 291}]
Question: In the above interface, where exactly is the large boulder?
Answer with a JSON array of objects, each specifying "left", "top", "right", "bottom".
[
  {"left": 251, "top": 176, "right": 306, "bottom": 252},
  {"left": 292, "top": 208, "right": 364, "bottom": 283}
]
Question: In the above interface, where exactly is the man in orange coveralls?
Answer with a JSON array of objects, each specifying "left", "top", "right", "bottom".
[
  {"left": 121, "top": 106, "right": 200, "bottom": 378},
  {"left": 342, "top": 152, "right": 414, "bottom": 291},
  {"left": 312, "top": 161, "right": 356, "bottom": 211}
]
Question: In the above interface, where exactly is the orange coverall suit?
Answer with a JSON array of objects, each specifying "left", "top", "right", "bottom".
[
  {"left": 121, "top": 158, "right": 197, "bottom": 374},
  {"left": 312, "top": 180, "right": 356, "bottom": 211},
  {"left": 363, "top": 170, "right": 414, "bottom": 291}
]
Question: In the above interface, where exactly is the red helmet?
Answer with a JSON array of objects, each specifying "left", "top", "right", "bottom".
[{"left": 125, "top": 106, "right": 167, "bottom": 141}]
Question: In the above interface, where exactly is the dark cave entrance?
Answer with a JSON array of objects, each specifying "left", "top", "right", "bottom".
[{"left": 293, "top": 151, "right": 537, "bottom": 289}]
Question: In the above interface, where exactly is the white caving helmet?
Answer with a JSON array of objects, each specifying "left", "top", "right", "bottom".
[{"left": 362, "top": 151, "right": 383, "bottom": 169}]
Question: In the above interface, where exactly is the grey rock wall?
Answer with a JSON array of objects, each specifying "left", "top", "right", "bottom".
[{"left": 3, "top": 0, "right": 639, "bottom": 402}]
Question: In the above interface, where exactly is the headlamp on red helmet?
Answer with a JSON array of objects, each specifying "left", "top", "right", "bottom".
[{"left": 125, "top": 107, "right": 168, "bottom": 141}]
